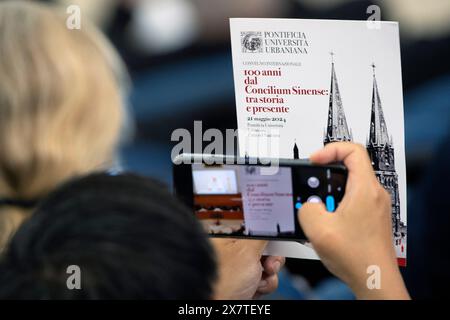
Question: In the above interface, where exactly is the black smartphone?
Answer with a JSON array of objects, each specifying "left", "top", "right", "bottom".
[{"left": 173, "top": 154, "right": 347, "bottom": 242}]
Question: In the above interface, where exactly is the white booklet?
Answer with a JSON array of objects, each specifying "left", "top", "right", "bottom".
[{"left": 230, "top": 18, "right": 407, "bottom": 265}]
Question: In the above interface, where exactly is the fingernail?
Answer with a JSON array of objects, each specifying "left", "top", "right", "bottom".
[
  {"left": 273, "top": 261, "right": 281, "bottom": 273},
  {"left": 258, "top": 280, "right": 268, "bottom": 289}
]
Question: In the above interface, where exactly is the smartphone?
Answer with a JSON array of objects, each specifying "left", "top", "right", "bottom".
[{"left": 173, "top": 154, "right": 347, "bottom": 242}]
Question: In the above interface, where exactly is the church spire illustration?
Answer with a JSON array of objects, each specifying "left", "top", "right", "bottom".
[
  {"left": 366, "top": 63, "right": 401, "bottom": 234},
  {"left": 324, "top": 52, "right": 353, "bottom": 145},
  {"left": 293, "top": 140, "right": 299, "bottom": 159}
]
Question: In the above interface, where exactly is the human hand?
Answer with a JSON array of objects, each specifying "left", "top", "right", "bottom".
[
  {"left": 211, "top": 238, "right": 271, "bottom": 300},
  {"left": 298, "top": 142, "right": 409, "bottom": 299},
  {"left": 253, "top": 255, "right": 285, "bottom": 298}
]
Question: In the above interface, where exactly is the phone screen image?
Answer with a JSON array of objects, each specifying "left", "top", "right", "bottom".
[{"left": 188, "top": 162, "right": 346, "bottom": 241}]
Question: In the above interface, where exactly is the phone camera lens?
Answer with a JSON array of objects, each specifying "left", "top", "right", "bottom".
[{"left": 307, "top": 176, "right": 320, "bottom": 188}]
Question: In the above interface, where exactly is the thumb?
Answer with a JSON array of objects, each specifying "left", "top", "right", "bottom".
[{"left": 298, "top": 202, "right": 329, "bottom": 239}]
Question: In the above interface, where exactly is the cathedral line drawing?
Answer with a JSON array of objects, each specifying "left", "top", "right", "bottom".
[{"left": 293, "top": 53, "right": 404, "bottom": 236}]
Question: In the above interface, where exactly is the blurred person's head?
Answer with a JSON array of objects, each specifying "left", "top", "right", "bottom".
[
  {"left": 0, "top": 173, "right": 216, "bottom": 299},
  {"left": 0, "top": 1, "right": 128, "bottom": 248}
]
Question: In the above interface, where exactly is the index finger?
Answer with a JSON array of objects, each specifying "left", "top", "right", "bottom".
[{"left": 309, "top": 142, "right": 375, "bottom": 180}]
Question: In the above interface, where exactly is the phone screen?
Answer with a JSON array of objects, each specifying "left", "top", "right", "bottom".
[{"left": 176, "top": 162, "right": 347, "bottom": 241}]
